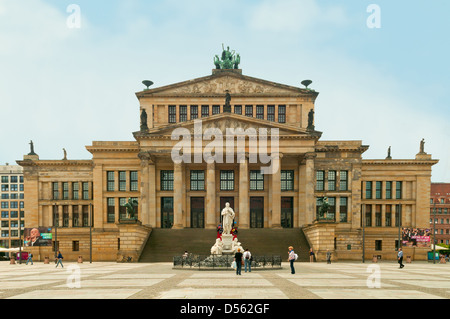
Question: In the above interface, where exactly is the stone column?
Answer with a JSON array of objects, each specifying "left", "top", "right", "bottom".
[
  {"left": 271, "top": 154, "right": 282, "bottom": 228},
  {"left": 138, "top": 153, "right": 150, "bottom": 226},
  {"left": 173, "top": 162, "right": 184, "bottom": 229},
  {"left": 239, "top": 156, "right": 249, "bottom": 229},
  {"left": 58, "top": 205, "right": 63, "bottom": 227},
  {"left": 299, "top": 153, "right": 316, "bottom": 226},
  {"left": 68, "top": 205, "right": 73, "bottom": 228},
  {"left": 148, "top": 161, "right": 157, "bottom": 227},
  {"left": 206, "top": 162, "right": 216, "bottom": 229}
]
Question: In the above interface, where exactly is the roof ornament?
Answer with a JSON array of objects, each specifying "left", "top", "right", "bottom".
[
  {"left": 142, "top": 80, "right": 154, "bottom": 90},
  {"left": 214, "top": 44, "right": 240, "bottom": 70}
]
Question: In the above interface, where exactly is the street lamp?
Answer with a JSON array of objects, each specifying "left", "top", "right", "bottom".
[
  {"left": 433, "top": 201, "right": 436, "bottom": 264},
  {"left": 362, "top": 204, "right": 365, "bottom": 263},
  {"left": 397, "top": 204, "right": 402, "bottom": 251},
  {"left": 89, "top": 203, "right": 92, "bottom": 264},
  {"left": 18, "top": 208, "right": 22, "bottom": 264},
  {"left": 53, "top": 203, "right": 58, "bottom": 259}
]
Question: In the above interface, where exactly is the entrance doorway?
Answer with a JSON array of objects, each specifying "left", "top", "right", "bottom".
[
  {"left": 191, "top": 197, "right": 205, "bottom": 228},
  {"left": 281, "top": 197, "right": 294, "bottom": 228},
  {"left": 161, "top": 197, "right": 173, "bottom": 229},
  {"left": 220, "top": 197, "right": 234, "bottom": 225},
  {"left": 250, "top": 197, "right": 264, "bottom": 228}
]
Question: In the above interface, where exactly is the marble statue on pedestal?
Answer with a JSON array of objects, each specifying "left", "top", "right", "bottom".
[{"left": 221, "top": 202, "right": 235, "bottom": 235}]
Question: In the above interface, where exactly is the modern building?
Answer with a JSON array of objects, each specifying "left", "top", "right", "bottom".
[
  {"left": 17, "top": 52, "right": 438, "bottom": 262},
  {"left": 430, "top": 183, "right": 450, "bottom": 245},
  {"left": 0, "top": 164, "right": 25, "bottom": 256}
]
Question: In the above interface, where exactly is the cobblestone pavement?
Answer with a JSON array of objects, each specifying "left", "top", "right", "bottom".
[{"left": 0, "top": 261, "right": 449, "bottom": 299}]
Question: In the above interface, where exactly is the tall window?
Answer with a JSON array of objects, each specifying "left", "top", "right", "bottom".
[
  {"left": 245, "top": 105, "right": 253, "bottom": 117},
  {"left": 201, "top": 105, "right": 209, "bottom": 117},
  {"left": 190, "top": 170, "right": 205, "bottom": 191},
  {"left": 119, "top": 171, "right": 126, "bottom": 191},
  {"left": 82, "top": 182, "right": 90, "bottom": 200},
  {"left": 328, "top": 171, "right": 336, "bottom": 191},
  {"left": 365, "top": 205, "right": 372, "bottom": 227},
  {"left": 130, "top": 171, "right": 138, "bottom": 191},
  {"left": 212, "top": 105, "right": 220, "bottom": 115},
  {"left": 375, "top": 204, "right": 382, "bottom": 227},
  {"left": 190, "top": 105, "right": 198, "bottom": 120},
  {"left": 267, "top": 105, "right": 275, "bottom": 121},
  {"left": 169, "top": 105, "right": 176, "bottom": 123},
  {"left": 1, "top": 176, "right": 7, "bottom": 183},
  {"left": 62, "top": 182, "right": 69, "bottom": 200},
  {"left": 365, "top": 181, "right": 372, "bottom": 199},
  {"left": 234, "top": 105, "right": 242, "bottom": 115},
  {"left": 107, "top": 172, "right": 115, "bottom": 192},
  {"left": 72, "top": 182, "right": 79, "bottom": 200},
  {"left": 281, "top": 170, "right": 294, "bottom": 191},
  {"left": 328, "top": 197, "right": 336, "bottom": 220},
  {"left": 316, "top": 171, "right": 324, "bottom": 191},
  {"left": 73, "top": 205, "right": 79, "bottom": 227},
  {"left": 107, "top": 198, "right": 115, "bottom": 223},
  {"left": 339, "top": 171, "right": 348, "bottom": 191},
  {"left": 250, "top": 170, "right": 264, "bottom": 191},
  {"left": 256, "top": 105, "right": 264, "bottom": 119},
  {"left": 278, "top": 105, "right": 286, "bottom": 123},
  {"left": 375, "top": 181, "right": 382, "bottom": 199},
  {"left": 82, "top": 205, "right": 89, "bottom": 227},
  {"left": 396, "top": 182, "right": 402, "bottom": 199},
  {"left": 340, "top": 197, "right": 348, "bottom": 222},
  {"left": 119, "top": 198, "right": 127, "bottom": 220},
  {"left": 63, "top": 205, "right": 69, "bottom": 227},
  {"left": 386, "top": 181, "right": 392, "bottom": 199},
  {"left": 220, "top": 170, "right": 234, "bottom": 191},
  {"left": 52, "top": 182, "right": 59, "bottom": 200},
  {"left": 179, "top": 105, "right": 187, "bottom": 122},
  {"left": 161, "top": 170, "right": 174, "bottom": 191},
  {"left": 386, "top": 205, "right": 392, "bottom": 227}
]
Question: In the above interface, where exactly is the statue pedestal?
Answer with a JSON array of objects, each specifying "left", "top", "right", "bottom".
[{"left": 221, "top": 234, "right": 234, "bottom": 255}]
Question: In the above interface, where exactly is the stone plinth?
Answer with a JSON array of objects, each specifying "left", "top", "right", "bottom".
[{"left": 221, "top": 234, "right": 234, "bottom": 255}]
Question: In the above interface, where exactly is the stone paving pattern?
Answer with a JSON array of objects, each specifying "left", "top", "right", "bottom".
[{"left": 0, "top": 261, "right": 449, "bottom": 299}]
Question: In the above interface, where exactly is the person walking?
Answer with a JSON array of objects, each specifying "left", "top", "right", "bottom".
[
  {"left": 234, "top": 248, "right": 243, "bottom": 275},
  {"left": 55, "top": 250, "right": 64, "bottom": 268},
  {"left": 326, "top": 249, "right": 332, "bottom": 264},
  {"left": 243, "top": 248, "right": 252, "bottom": 273},
  {"left": 309, "top": 248, "right": 315, "bottom": 263},
  {"left": 398, "top": 248, "right": 404, "bottom": 269},
  {"left": 26, "top": 252, "right": 33, "bottom": 265},
  {"left": 288, "top": 246, "right": 296, "bottom": 274}
]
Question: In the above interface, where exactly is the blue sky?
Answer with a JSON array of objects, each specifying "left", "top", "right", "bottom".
[{"left": 0, "top": 0, "right": 449, "bottom": 181}]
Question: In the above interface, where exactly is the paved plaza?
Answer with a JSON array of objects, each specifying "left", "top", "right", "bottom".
[{"left": 0, "top": 261, "right": 449, "bottom": 299}]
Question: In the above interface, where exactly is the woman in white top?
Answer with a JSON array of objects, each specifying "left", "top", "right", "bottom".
[{"left": 243, "top": 249, "right": 252, "bottom": 272}]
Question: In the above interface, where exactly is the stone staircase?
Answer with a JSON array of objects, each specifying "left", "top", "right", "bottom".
[{"left": 139, "top": 228, "right": 310, "bottom": 262}]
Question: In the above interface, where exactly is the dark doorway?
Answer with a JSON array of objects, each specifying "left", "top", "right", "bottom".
[
  {"left": 161, "top": 197, "right": 174, "bottom": 229},
  {"left": 191, "top": 197, "right": 205, "bottom": 228},
  {"left": 250, "top": 197, "right": 264, "bottom": 228},
  {"left": 281, "top": 197, "right": 294, "bottom": 228}
]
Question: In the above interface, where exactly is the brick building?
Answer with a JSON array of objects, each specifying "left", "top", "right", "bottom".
[{"left": 430, "top": 183, "right": 450, "bottom": 245}]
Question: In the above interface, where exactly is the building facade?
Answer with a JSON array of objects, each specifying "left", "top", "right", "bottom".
[
  {"left": 17, "top": 65, "right": 438, "bottom": 262},
  {"left": 430, "top": 183, "right": 450, "bottom": 245},
  {"left": 0, "top": 165, "right": 24, "bottom": 256}
]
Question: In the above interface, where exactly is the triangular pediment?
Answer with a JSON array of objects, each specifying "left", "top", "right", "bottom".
[
  {"left": 136, "top": 71, "right": 318, "bottom": 97},
  {"left": 137, "top": 113, "right": 319, "bottom": 138}
]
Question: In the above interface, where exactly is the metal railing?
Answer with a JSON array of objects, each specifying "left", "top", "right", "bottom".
[{"left": 173, "top": 255, "right": 282, "bottom": 270}]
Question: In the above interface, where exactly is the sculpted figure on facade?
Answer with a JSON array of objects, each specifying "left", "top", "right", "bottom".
[{"left": 221, "top": 202, "right": 235, "bottom": 235}]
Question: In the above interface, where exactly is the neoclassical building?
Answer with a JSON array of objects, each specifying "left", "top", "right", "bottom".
[{"left": 17, "top": 61, "right": 438, "bottom": 261}]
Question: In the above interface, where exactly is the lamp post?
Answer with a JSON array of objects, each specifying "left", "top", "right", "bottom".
[
  {"left": 18, "top": 208, "right": 22, "bottom": 264},
  {"left": 362, "top": 204, "right": 365, "bottom": 263},
  {"left": 433, "top": 201, "right": 436, "bottom": 264},
  {"left": 397, "top": 204, "right": 402, "bottom": 251},
  {"left": 89, "top": 203, "right": 92, "bottom": 264},
  {"left": 53, "top": 203, "right": 58, "bottom": 259}
]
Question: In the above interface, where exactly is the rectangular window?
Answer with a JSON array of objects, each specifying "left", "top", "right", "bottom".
[
  {"left": 201, "top": 105, "right": 209, "bottom": 118},
  {"left": 52, "top": 182, "right": 59, "bottom": 200},
  {"left": 386, "top": 205, "right": 392, "bottom": 227},
  {"left": 267, "top": 105, "right": 275, "bottom": 121},
  {"left": 62, "top": 205, "right": 69, "bottom": 227},
  {"left": 365, "top": 181, "right": 372, "bottom": 199},
  {"left": 1, "top": 202, "right": 8, "bottom": 209},
  {"left": 256, "top": 105, "right": 264, "bottom": 120},
  {"left": 10, "top": 194, "right": 17, "bottom": 199},
  {"left": 72, "top": 241, "right": 79, "bottom": 252},
  {"left": 220, "top": 170, "right": 234, "bottom": 191},
  {"left": 130, "top": 171, "right": 138, "bottom": 191},
  {"left": 11, "top": 176, "right": 17, "bottom": 183},
  {"left": 62, "top": 183, "right": 69, "bottom": 200},
  {"left": 375, "top": 240, "right": 382, "bottom": 251},
  {"left": 396, "top": 182, "right": 402, "bottom": 199},
  {"left": 1, "top": 184, "right": 8, "bottom": 192},
  {"left": 375, "top": 204, "right": 382, "bottom": 227},
  {"left": 328, "top": 197, "right": 336, "bottom": 220},
  {"left": 1, "top": 230, "right": 9, "bottom": 238},
  {"left": 10, "top": 202, "right": 18, "bottom": 209},
  {"left": 386, "top": 181, "right": 392, "bottom": 199},
  {"left": 278, "top": 105, "right": 286, "bottom": 123},
  {"left": 161, "top": 170, "right": 174, "bottom": 191},
  {"left": 212, "top": 105, "right": 220, "bottom": 115},
  {"left": 169, "top": 105, "right": 176, "bottom": 123},
  {"left": 82, "top": 182, "right": 90, "bottom": 200},
  {"left": 1, "top": 221, "right": 8, "bottom": 228},
  {"left": 1, "top": 211, "right": 9, "bottom": 218},
  {"left": 281, "top": 170, "right": 294, "bottom": 191},
  {"left": 119, "top": 171, "right": 126, "bottom": 191},
  {"left": 1, "top": 194, "right": 8, "bottom": 199},
  {"left": 73, "top": 205, "right": 79, "bottom": 227},
  {"left": 375, "top": 181, "right": 382, "bottom": 199},
  {"left": 82, "top": 205, "right": 89, "bottom": 227},
  {"left": 316, "top": 171, "right": 324, "bottom": 191},
  {"left": 340, "top": 197, "right": 348, "bottom": 222},
  {"left": 1, "top": 176, "right": 8, "bottom": 183},
  {"left": 250, "top": 170, "right": 264, "bottom": 191},
  {"left": 328, "top": 171, "right": 336, "bottom": 191},
  {"left": 245, "top": 105, "right": 253, "bottom": 117},
  {"left": 179, "top": 105, "right": 187, "bottom": 122},
  {"left": 365, "top": 205, "right": 372, "bottom": 227},
  {"left": 234, "top": 105, "right": 242, "bottom": 115},
  {"left": 339, "top": 171, "right": 348, "bottom": 191},
  {"left": 190, "top": 105, "right": 198, "bottom": 120},
  {"left": 107, "top": 172, "right": 115, "bottom": 192},
  {"left": 10, "top": 184, "right": 18, "bottom": 192},
  {"left": 72, "top": 182, "right": 79, "bottom": 200},
  {"left": 119, "top": 198, "right": 127, "bottom": 220},
  {"left": 107, "top": 198, "right": 115, "bottom": 223},
  {"left": 190, "top": 170, "right": 205, "bottom": 191},
  {"left": 10, "top": 230, "right": 18, "bottom": 237}
]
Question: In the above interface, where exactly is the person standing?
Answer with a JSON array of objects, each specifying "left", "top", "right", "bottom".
[
  {"left": 234, "top": 248, "right": 243, "bottom": 275},
  {"left": 309, "top": 248, "right": 315, "bottom": 263},
  {"left": 243, "top": 249, "right": 252, "bottom": 273},
  {"left": 326, "top": 249, "right": 332, "bottom": 264},
  {"left": 26, "top": 252, "right": 33, "bottom": 265},
  {"left": 56, "top": 250, "right": 64, "bottom": 268},
  {"left": 288, "top": 246, "right": 296, "bottom": 274},
  {"left": 398, "top": 248, "right": 404, "bottom": 269}
]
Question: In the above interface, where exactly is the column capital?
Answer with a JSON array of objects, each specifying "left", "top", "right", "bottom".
[{"left": 138, "top": 152, "right": 156, "bottom": 165}]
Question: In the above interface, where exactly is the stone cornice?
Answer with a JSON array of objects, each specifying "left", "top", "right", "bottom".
[
  {"left": 362, "top": 159, "right": 439, "bottom": 166},
  {"left": 17, "top": 160, "right": 93, "bottom": 168}
]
